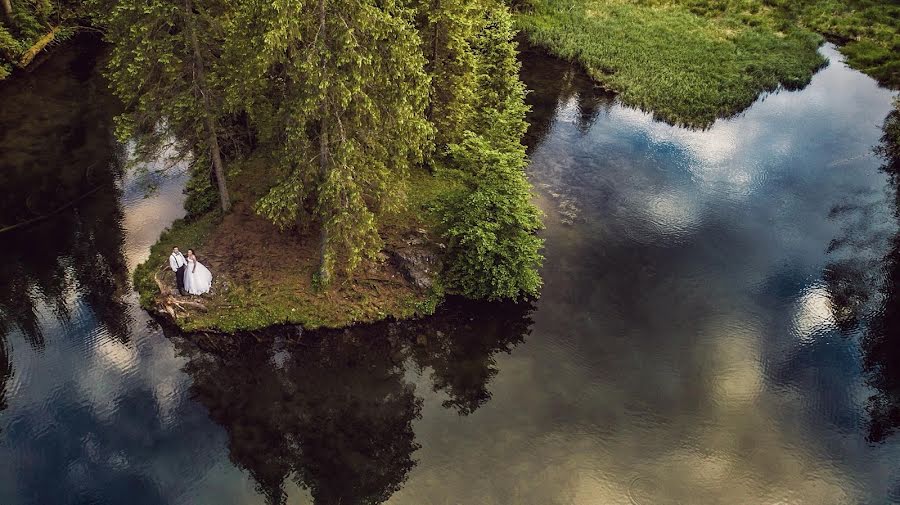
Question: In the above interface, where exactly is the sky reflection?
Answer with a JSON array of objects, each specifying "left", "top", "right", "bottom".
[{"left": 385, "top": 42, "right": 900, "bottom": 505}]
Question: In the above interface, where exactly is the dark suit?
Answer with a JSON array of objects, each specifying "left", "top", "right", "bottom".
[{"left": 176, "top": 264, "right": 186, "bottom": 294}]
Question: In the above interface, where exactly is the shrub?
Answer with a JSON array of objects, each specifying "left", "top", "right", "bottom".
[{"left": 433, "top": 133, "right": 543, "bottom": 300}]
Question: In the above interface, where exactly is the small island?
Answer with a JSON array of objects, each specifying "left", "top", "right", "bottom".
[
  {"left": 113, "top": 2, "right": 544, "bottom": 333},
  {"left": 133, "top": 159, "right": 457, "bottom": 332}
]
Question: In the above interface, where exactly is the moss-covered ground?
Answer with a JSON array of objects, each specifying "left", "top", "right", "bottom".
[{"left": 133, "top": 157, "right": 453, "bottom": 333}]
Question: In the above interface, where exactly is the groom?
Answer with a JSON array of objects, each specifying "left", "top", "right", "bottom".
[{"left": 169, "top": 246, "right": 187, "bottom": 295}]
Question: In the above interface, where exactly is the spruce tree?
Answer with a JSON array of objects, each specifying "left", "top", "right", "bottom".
[
  {"left": 226, "top": 0, "right": 431, "bottom": 285},
  {"left": 416, "top": 0, "right": 484, "bottom": 150},
  {"left": 432, "top": 5, "right": 544, "bottom": 300},
  {"left": 99, "top": 0, "right": 232, "bottom": 211}
]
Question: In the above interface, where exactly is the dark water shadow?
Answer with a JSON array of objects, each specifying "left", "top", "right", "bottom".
[
  {"left": 167, "top": 296, "right": 533, "bottom": 504},
  {"left": 0, "top": 36, "right": 131, "bottom": 414},
  {"left": 860, "top": 104, "right": 900, "bottom": 443},
  {"left": 518, "top": 40, "right": 616, "bottom": 154},
  {"left": 824, "top": 103, "right": 900, "bottom": 443}
]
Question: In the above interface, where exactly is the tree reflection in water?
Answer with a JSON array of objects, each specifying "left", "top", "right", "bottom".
[
  {"left": 409, "top": 298, "right": 532, "bottom": 415},
  {"left": 825, "top": 101, "right": 900, "bottom": 443},
  {"left": 862, "top": 102, "right": 900, "bottom": 443},
  {"left": 0, "top": 337, "right": 10, "bottom": 420},
  {"left": 518, "top": 41, "right": 615, "bottom": 152},
  {"left": 173, "top": 297, "right": 533, "bottom": 504},
  {"left": 0, "top": 37, "right": 131, "bottom": 412}
]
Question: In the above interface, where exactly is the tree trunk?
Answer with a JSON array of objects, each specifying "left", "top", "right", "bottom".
[
  {"left": 1, "top": 0, "right": 12, "bottom": 26},
  {"left": 316, "top": 0, "right": 330, "bottom": 285},
  {"left": 317, "top": 115, "right": 330, "bottom": 285},
  {"left": 205, "top": 119, "right": 230, "bottom": 211},
  {"left": 426, "top": 0, "right": 440, "bottom": 125},
  {"left": 185, "top": 0, "right": 231, "bottom": 212}
]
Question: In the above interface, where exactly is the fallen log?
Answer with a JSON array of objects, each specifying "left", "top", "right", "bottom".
[
  {"left": 0, "top": 183, "right": 105, "bottom": 234},
  {"left": 172, "top": 298, "right": 209, "bottom": 312},
  {"left": 18, "top": 26, "right": 59, "bottom": 68}
]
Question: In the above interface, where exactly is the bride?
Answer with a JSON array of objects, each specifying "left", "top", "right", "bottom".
[{"left": 184, "top": 249, "right": 213, "bottom": 295}]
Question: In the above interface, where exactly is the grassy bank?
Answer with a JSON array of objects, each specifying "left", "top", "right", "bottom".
[
  {"left": 133, "top": 212, "right": 219, "bottom": 311},
  {"left": 516, "top": 0, "right": 898, "bottom": 127},
  {"left": 795, "top": 0, "right": 899, "bottom": 87},
  {"left": 133, "top": 158, "right": 451, "bottom": 333}
]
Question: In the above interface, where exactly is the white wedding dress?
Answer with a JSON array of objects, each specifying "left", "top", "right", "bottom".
[{"left": 184, "top": 257, "right": 212, "bottom": 295}]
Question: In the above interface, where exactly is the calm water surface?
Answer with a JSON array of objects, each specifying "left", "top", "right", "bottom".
[{"left": 1, "top": 39, "right": 899, "bottom": 504}]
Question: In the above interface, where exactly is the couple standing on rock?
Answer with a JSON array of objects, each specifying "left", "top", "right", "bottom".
[{"left": 169, "top": 246, "right": 212, "bottom": 296}]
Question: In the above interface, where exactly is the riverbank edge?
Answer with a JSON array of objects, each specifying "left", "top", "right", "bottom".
[
  {"left": 133, "top": 213, "right": 446, "bottom": 334},
  {"left": 513, "top": 0, "right": 897, "bottom": 128}
]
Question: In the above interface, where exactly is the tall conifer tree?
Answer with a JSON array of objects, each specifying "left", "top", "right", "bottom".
[
  {"left": 227, "top": 0, "right": 431, "bottom": 284},
  {"left": 432, "top": 5, "right": 544, "bottom": 300},
  {"left": 100, "top": 0, "right": 232, "bottom": 211},
  {"left": 416, "top": 0, "right": 483, "bottom": 150}
]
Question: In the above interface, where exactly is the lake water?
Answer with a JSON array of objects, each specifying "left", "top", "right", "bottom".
[{"left": 1, "top": 38, "right": 899, "bottom": 504}]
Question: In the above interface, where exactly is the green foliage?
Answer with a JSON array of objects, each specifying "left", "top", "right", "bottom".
[
  {"left": 0, "top": 25, "right": 25, "bottom": 62},
  {"left": 96, "top": 0, "right": 232, "bottom": 210},
  {"left": 183, "top": 159, "right": 218, "bottom": 218},
  {"left": 469, "top": 7, "right": 530, "bottom": 145},
  {"left": 0, "top": 0, "right": 85, "bottom": 79},
  {"left": 434, "top": 134, "right": 542, "bottom": 300},
  {"left": 431, "top": 7, "right": 543, "bottom": 301},
  {"left": 227, "top": 0, "right": 432, "bottom": 283},
  {"left": 415, "top": 0, "right": 483, "bottom": 149},
  {"left": 412, "top": 281, "right": 446, "bottom": 316}
]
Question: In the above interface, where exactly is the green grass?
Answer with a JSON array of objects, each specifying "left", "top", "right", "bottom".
[
  {"left": 793, "top": 0, "right": 900, "bottom": 87},
  {"left": 176, "top": 282, "right": 443, "bottom": 333},
  {"left": 176, "top": 279, "right": 445, "bottom": 334},
  {"left": 516, "top": 0, "right": 897, "bottom": 127},
  {"left": 132, "top": 212, "right": 220, "bottom": 309}
]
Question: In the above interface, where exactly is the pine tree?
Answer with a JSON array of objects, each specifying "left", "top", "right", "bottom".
[
  {"left": 432, "top": 5, "right": 543, "bottom": 300},
  {"left": 99, "top": 0, "right": 232, "bottom": 211},
  {"left": 416, "top": 0, "right": 484, "bottom": 150},
  {"left": 226, "top": 0, "right": 431, "bottom": 285},
  {"left": 435, "top": 132, "right": 543, "bottom": 300},
  {"left": 470, "top": 6, "right": 529, "bottom": 147}
]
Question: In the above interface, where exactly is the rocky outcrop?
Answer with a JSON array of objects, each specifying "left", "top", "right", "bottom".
[{"left": 386, "top": 230, "right": 442, "bottom": 291}]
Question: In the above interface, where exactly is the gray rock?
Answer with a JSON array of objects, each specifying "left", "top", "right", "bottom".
[{"left": 387, "top": 232, "right": 442, "bottom": 290}]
